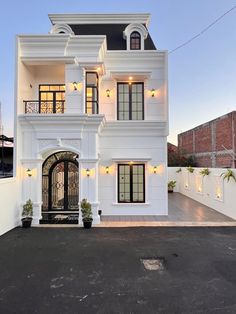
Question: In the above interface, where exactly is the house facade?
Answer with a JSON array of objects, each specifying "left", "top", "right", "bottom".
[{"left": 15, "top": 13, "right": 168, "bottom": 224}]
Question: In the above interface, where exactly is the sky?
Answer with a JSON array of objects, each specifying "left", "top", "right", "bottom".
[{"left": 0, "top": 0, "right": 236, "bottom": 144}]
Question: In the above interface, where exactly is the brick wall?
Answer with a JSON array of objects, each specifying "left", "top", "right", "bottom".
[{"left": 178, "top": 111, "right": 236, "bottom": 168}]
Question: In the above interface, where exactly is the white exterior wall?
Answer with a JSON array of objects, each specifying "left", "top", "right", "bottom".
[
  {"left": 0, "top": 178, "right": 20, "bottom": 235},
  {"left": 168, "top": 167, "right": 236, "bottom": 220},
  {"left": 99, "top": 134, "right": 167, "bottom": 215}
]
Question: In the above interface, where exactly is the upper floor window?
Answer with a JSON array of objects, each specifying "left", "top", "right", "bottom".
[
  {"left": 39, "top": 84, "right": 65, "bottom": 113},
  {"left": 117, "top": 82, "right": 144, "bottom": 120},
  {"left": 130, "top": 31, "right": 141, "bottom": 50},
  {"left": 86, "top": 72, "right": 99, "bottom": 114}
]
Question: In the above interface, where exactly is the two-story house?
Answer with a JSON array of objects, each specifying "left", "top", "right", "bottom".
[{"left": 15, "top": 13, "right": 168, "bottom": 224}]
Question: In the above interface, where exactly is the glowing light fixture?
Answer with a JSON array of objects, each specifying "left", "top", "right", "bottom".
[
  {"left": 73, "top": 81, "right": 78, "bottom": 91},
  {"left": 26, "top": 169, "right": 32, "bottom": 177},
  {"left": 151, "top": 89, "right": 155, "bottom": 97},
  {"left": 106, "top": 166, "right": 109, "bottom": 174},
  {"left": 106, "top": 89, "right": 110, "bottom": 97},
  {"left": 153, "top": 166, "right": 157, "bottom": 174},
  {"left": 86, "top": 168, "right": 90, "bottom": 177}
]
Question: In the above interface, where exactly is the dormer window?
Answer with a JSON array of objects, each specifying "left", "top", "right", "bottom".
[
  {"left": 130, "top": 32, "right": 141, "bottom": 50},
  {"left": 123, "top": 23, "right": 148, "bottom": 51}
]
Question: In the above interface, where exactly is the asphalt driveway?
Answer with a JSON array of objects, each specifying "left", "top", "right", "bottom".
[{"left": 0, "top": 227, "right": 236, "bottom": 314}]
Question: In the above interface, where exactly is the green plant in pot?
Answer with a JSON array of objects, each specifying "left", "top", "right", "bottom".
[
  {"left": 168, "top": 180, "right": 176, "bottom": 193},
  {"left": 80, "top": 198, "right": 93, "bottom": 229},
  {"left": 21, "top": 199, "right": 33, "bottom": 228},
  {"left": 221, "top": 169, "right": 236, "bottom": 183}
]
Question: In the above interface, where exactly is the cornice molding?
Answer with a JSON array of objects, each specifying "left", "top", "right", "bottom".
[{"left": 49, "top": 14, "right": 151, "bottom": 26}]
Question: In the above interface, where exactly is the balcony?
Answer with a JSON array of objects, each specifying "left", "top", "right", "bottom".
[{"left": 24, "top": 100, "right": 65, "bottom": 114}]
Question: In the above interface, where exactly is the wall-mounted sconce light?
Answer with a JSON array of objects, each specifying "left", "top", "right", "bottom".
[
  {"left": 153, "top": 166, "right": 157, "bottom": 174},
  {"left": 106, "top": 89, "right": 110, "bottom": 98},
  {"left": 151, "top": 89, "right": 156, "bottom": 97},
  {"left": 86, "top": 168, "right": 90, "bottom": 177},
  {"left": 26, "top": 169, "right": 32, "bottom": 177},
  {"left": 106, "top": 166, "right": 109, "bottom": 174},
  {"left": 73, "top": 81, "right": 78, "bottom": 91},
  {"left": 97, "top": 67, "right": 101, "bottom": 72}
]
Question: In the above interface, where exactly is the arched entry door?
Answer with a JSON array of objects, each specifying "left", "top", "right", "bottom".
[{"left": 42, "top": 151, "right": 79, "bottom": 223}]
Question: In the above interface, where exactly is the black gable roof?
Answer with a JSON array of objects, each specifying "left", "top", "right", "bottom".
[{"left": 69, "top": 24, "right": 156, "bottom": 50}]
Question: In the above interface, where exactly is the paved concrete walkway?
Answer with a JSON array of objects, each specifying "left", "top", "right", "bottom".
[
  {"left": 0, "top": 227, "right": 236, "bottom": 313},
  {"left": 100, "top": 193, "right": 235, "bottom": 227}
]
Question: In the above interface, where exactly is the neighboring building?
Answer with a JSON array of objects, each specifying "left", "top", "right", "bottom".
[
  {"left": 15, "top": 13, "right": 168, "bottom": 224},
  {"left": 178, "top": 111, "right": 236, "bottom": 168},
  {"left": 0, "top": 135, "right": 14, "bottom": 177}
]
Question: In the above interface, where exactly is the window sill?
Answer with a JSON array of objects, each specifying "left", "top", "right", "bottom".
[{"left": 112, "top": 202, "right": 150, "bottom": 206}]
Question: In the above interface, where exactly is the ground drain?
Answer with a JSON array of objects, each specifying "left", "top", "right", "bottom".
[{"left": 141, "top": 257, "right": 166, "bottom": 271}]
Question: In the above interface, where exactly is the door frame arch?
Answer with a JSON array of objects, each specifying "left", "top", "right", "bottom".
[{"left": 42, "top": 151, "right": 79, "bottom": 212}]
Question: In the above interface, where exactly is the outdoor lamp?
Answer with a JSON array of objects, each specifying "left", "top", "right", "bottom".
[
  {"left": 86, "top": 168, "right": 90, "bottom": 177},
  {"left": 153, "top": 166, "right": 157, "bottom": 174},
  {"left": 73, "top": 81, "right": 78, "bottom": 91},
  {"left": 106, "top": 89, "right": 110, "bottom": 97},
  {"left": 151, "top": 89, "right": 155, "bottom": 97},
  {"left": 106, "top": 166, "right": 109, "bottom": 174},
  {"left": 26, "top": 169, "right": 32, "bottom": 177}
]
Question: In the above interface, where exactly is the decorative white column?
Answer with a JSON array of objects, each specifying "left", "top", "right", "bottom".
[
  {"left": 65, "top": 64, "right": 84, "bottom": 114},
  {"left": 79, "top": 159, "right": 100, "bottom": 225},
  {"left": 21, "top": 158, "right": 44, "bottom": 225}
]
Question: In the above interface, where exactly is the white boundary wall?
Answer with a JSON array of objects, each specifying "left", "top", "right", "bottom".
[
  {"left": 168, "top": 167, "right": 236, "bottom": 220},
  {"left": 0, "top": 178, "right": 20, "bottom": 236}
]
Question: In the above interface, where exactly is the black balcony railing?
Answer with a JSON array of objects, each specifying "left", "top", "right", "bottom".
[{"left": 24, "top": 100, "right": 65, "bottom": 114}]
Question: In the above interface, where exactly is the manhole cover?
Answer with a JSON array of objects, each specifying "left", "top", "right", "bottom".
[{"left": 141, "top": 257, "right": 166, "bottom": 271}]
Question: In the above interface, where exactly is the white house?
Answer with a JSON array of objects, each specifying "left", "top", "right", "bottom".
[{"left": 15, "top": 13, "right": 168, "bottom": 225}]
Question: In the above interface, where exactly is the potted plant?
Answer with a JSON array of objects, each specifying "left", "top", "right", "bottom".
[
  {"left": 80, "top": 198, "right": 93, "bottom": 229},
  {"left": 186, "top": 166, "right": 194, "bottom": 173},
  {"left": 21, "top": 199, "right": 33, "bottom": 228},
  {"left": 221, "top": 169, "right": 236, "bottom": 183},
  {"left": 168, "top": 180, "right": 176, "bottom": 193},
  {"left": 200, "top": 168, "right": 210, "bottom": 177}
]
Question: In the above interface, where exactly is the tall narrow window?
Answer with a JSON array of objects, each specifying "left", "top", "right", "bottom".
[
  {"left": 130, "top": 31, "right": 141, "bottom": 50},
  {"left": 117, "top": 82, "right": 144, "bottom": 120},
  {"left": 118, "top": 164, "right": 145, "bottom": 203},
  {"left": 86, "top": 72, "right": 99, "bottom": 114}
]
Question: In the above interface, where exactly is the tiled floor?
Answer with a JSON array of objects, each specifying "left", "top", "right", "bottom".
[{"left": 101, "top": 193, "right": 234, "bottom": 223}]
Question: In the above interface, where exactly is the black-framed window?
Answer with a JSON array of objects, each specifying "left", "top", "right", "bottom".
[
  {"left": 117, "top": 82, "right": 144, "bottom": 120},
  {"left": 130, "top": 31, "right": 141, "bottom": 50},
  {"left": 118, "top": 164, "right": 145, "bottom": 203},
  {"left": 39, "top": 84, "right": 65, "bottom": 113},
  {"left": 86, "top": 72, "right": 99, "bottom": 114}
]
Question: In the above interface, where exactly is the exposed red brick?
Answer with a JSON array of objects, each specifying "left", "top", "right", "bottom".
[
  {"left": 178, "top": 111, "right": 236, "bottom": 168},
  {"left": 195, "top": 124, "right": 211, "bottom": 153}
]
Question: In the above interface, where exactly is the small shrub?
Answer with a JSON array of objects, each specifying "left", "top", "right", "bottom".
[
  {"left": 200, "top": 168, "right": 210, "bottom": 177},
  {"left": 80, "top": 199, "right": 93, "bottom": 220},
  {"left": 186, "top": 166, "right": 194, "bottom": 173},
  {"left": 221, "top": 169, "right": 236, "bottom": 183},
  {"left": 22, "top": 199, "right": 33, "bottom": 217},
  {"left": 176, "top": 168, "right": 182, "bottom": 173},
  {"left": 168, "top": 180, "right": 176, "bottom": 189}
]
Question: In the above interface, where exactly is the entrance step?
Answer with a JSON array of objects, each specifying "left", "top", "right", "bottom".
[{"left": 40, "top": 212, "right": 79, "bottom": 224}]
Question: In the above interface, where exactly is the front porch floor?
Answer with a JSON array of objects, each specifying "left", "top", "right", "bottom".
[{"left": 99, "top": 193, "right": 235, "bottom": 227}]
